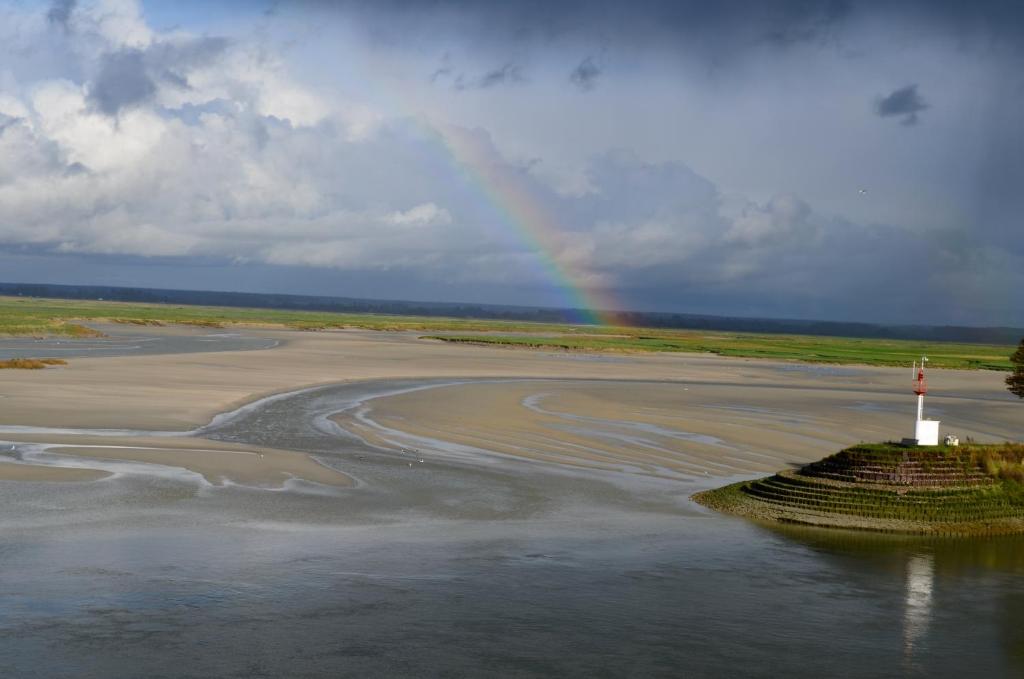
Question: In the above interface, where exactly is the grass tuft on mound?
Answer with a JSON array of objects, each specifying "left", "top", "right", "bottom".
[{"left": 694, "top": 442, "right": 1024, "bottom": 535}]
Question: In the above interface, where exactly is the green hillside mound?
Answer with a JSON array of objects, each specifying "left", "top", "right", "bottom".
[{"left": 693, "top": 443, "right": 1024, "bottom": 536}]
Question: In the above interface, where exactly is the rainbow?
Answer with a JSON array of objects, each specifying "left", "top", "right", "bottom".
[
  {"left": 353, "top": 52, "right": 626, "bottom": 326},
  {"left": 425, "top": 122, "right": 626, "bottom": 327}
]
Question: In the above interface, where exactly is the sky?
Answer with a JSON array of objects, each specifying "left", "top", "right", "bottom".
[{"left": 0, "top": 0, "right": 1021, "bottom": 325}]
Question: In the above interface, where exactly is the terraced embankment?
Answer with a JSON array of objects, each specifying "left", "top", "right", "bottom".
[{"left": 694, "top": 443, "right": 1024, "bottom": 535}]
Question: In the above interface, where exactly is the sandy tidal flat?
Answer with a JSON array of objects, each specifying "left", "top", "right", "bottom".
[
  {"left": 4, "top": 325, "right": 1009, "bottom": 432},
  {"left": 0, "top": 325, "right": 1019, "bottom": 490},
  {"left": 331, "top": 377, "right": 1024, "bottom": 482}
]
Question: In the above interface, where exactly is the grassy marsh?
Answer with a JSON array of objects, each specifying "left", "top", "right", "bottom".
[
  {"left": 0, "top": 295, "right": 579, "bottom": 336},
  {"left": 0, "top": 295, "right": 1016, "bottom": 370},
  {"left": 425, "top": 332, "right": 1016, "bottom": 370}
]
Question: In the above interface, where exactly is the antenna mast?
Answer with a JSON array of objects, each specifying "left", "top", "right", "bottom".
[
  {"left": 911, "top": 356, "right": 939, "bottom": 445},
  {"left": 913, "top": 357, "right": 928, "bottom": 420}
]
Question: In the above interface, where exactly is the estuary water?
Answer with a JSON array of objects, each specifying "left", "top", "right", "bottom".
[
  {"left": 0, "top": 325, "right": 278, "bottom": 360},
  {"left": 1, "top": 380, "right": 1023, "bottom": 678}
]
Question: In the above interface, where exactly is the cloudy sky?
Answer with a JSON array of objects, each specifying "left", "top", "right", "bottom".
[{"left": 0, "top": 0, "right": 1021, "bottom": 324}]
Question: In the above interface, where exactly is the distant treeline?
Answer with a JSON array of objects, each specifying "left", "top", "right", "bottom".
[{"left": 1, "top": 282, "right": 1020, "bottom": 345}]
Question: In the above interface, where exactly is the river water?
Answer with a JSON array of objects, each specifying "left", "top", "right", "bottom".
[
  {"left": 0, "top": 325, "right": 278, "bottom": 360},
  {"left": 1, "top": 380, "right": 1022, "bottom": 678}
]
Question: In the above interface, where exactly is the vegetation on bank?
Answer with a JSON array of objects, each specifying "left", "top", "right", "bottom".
[
  {"left": 0, "top": 358, "right": 67, "bottom": 369},
  {"left": 425, "top": 333, "right": 1015, "bottom": 370},
  {"left": 0, "top": 295, "right": 588, "bottom": 336},
  {"left": 0, "top": 295, "right": 1016, "bottom": 370},
  {"left": 977, "top": 444, "right": 1024, "bottom": 483},
  {"left": 1008, "top": 338, "right": 1024, "bottom": 397},
  {"left": 694, "top": 442, "right": 1024, "bottom": 535}
]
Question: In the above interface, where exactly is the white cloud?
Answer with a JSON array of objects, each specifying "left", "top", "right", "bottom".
[
  {"left": 385, "top": 203, "right": 452, "bottom": 227},
  {"left": 75, "top": 0, "right": 153, "bottom": 50},
  {"left": 0, "top": 94, "right": 30, "bottom": 119},
  {"left": 170, "top": 43, "right": 330, "bottom": 128},
  {"left": 30, "top": 79, "right": 167, "bottom": 171}
]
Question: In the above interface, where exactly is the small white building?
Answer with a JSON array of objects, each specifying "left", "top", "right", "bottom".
[{"left": 915, "top": 419, "right": 940, "bottom": 446}]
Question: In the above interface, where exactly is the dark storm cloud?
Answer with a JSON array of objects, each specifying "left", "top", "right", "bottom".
[
  {"left": 875, "top": 85, "right": 928, "bottom": 125},
  {"left": 301, "top": 0, "right": 1024, "bottom": 61},
  {"left": 430, "top": 66, "right": 452, "bottom": 83},
  {"left": 315, "top": 0, "right": 851, "bottom": 40},
  {"left": 46, "top": 0, "right": 76, "bottom": 31},
  {"left": 569, "top": 57, "right": 600, "bottom": 91},
  {"left": 145, "top": 36, "right": 230, "bottom": 91},
  {"left": 150, "top": 36, "right": 231, "bottom": 71},
  {"left": 761, "top": 0, "right": 850, "bottom": 47},
  {"left": 0, "top": 113, "right": 19, "bottom": 134},
  {"left": 88, "top": 49, "right": 156, "bottom": 115},
  {"left": 63, "top": 162, "right": 89, "bottom": 177},
  {"left": 87, "top": 37, "right": 229, "bottom": 116},
  {"left": 453, "top": 63, "right": 524, "bottom": 90}
]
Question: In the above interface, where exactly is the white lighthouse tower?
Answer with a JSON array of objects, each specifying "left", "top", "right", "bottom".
[{"left": 911, "top": 357, "right": 940, "bottom": 446}]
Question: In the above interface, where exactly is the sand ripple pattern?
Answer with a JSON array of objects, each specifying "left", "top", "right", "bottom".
[{"left": 331, "top": 380, "right": 846, "bottom": 480}]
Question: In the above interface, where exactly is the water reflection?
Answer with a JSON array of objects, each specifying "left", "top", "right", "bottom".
[
  {"left": 762, "top": 522, "right": 1024, "bottom": 575},
  {"left": 903, "top": 553, "right": 934, "bottom": 663},
  {"left": 760, "top": 523, "right": 1024, "bottom": 676}
]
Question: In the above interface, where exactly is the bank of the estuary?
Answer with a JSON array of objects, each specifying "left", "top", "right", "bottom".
[
  {"left": 694, "top": 442, "right": 1024, "bottom": 535},
  {"left": 1, "top": 294, "right": 1016, "bottom": 370}
]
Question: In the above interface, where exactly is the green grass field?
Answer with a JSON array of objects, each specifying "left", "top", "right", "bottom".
[
  {"left": 0, "top": 295, "right": 580, "bottom": 336},
  {"left": 0, "top": 295, "right": 1016, "bottom": 370},
  {"left": 425, "top": 333, "right": 1015, "bottom": 370}
]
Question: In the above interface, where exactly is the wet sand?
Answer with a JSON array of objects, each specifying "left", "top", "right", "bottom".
[
  {"left": 0, "top": 460, "right": 110, "bottom": 482},
  {"left": 0, "top": 323, "right": 278, "bottom": 361},
  {"left": 0, "top": 435, "right": 352, "bottom": 488}
]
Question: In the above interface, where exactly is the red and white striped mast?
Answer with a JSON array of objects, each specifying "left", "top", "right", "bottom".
[
  {"left": 912, "top": 356, "right": 928, "bottom": 421},
  {"left": 911, "top": 356, "right": 940, "bottom": 445}
]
